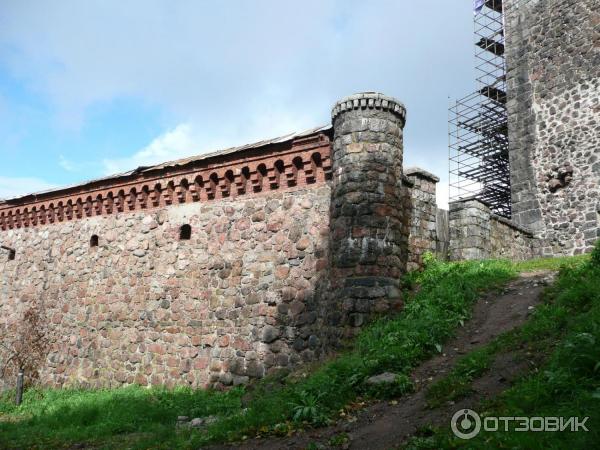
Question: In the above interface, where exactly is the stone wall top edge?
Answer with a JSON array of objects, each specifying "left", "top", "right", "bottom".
[
  {"left": 404, "top": 167, "right": 440, "bottom": 183},
  {"left": 401, "top": 174, "right": 415, "bottom": 188},
  {"left": 0, "top": 131, "right": 332, "bottom": 211},
  {"left": 490, "top": 213, "right": 535, "bottom": 237},
  {"left": 449, "top": 196, "right": 492, "bottom": 209}
]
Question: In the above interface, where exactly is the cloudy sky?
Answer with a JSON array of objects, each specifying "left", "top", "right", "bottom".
[{"left": 0, "top": 1, "right": 476, "bottom": 207}]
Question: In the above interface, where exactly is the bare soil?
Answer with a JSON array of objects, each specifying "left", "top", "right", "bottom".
[{"left": 210, "top": 271, "right": 555, "bottom": 450}]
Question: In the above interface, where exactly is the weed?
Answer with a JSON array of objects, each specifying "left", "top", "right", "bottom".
[
  {"left": 290, "top": 390, "right": 329, "bottom": 425},
  {"left": 328, "top": 432, "right": 350, "bottom": 447}
]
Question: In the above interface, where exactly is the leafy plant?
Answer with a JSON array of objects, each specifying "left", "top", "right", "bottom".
[
  {"left": 329, "top": 432, "right": 350, "bottom": 447},
  {"left": 289, "top": 390, "right": 329, "bottom": 425}
]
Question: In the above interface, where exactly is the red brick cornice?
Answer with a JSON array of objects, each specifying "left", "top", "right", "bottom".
[{"left": 0, "top": 130, "right": 332, "bottom": 231}]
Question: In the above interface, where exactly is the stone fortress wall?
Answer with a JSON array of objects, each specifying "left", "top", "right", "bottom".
[
  {"left": 504, "top": 0, "right": 600, "bottom": 256},
  {"left": 1, "top": 187, "right": 330, "bottom": 388},
  {"left": 0, "top": 129, "right": 337, "bottom": 388},
  {"left": 327, "top": 94, "right": 409, "bottom": 325},
  {"left": 0, "top": 93, "right": 451, "bottom": 389},
  {"left": 404, "top": 168, "right": 440, "bottom": 272}
]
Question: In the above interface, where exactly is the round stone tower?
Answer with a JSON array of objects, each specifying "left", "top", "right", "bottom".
[{"left": 330, "top": 92, "right": 407, "bottom": 321}]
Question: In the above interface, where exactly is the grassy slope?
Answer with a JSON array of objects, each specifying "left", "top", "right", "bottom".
[
  {"left": 425, "top": 257, "right": 589, "bottom": 409},
  {"left": 407, "top": 245, "right": 600, "bottom": 449},
  {"left": 0, "top": 250, "right": 594, "bottom": 449}
]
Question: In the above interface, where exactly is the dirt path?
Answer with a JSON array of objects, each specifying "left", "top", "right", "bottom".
[{"left": 210, "top": 271, "right": 555, "bottom": 450}]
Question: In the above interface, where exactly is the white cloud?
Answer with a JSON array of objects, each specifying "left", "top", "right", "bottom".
[
  {"left": 102, "top": 123, "right": 198, "bottom": 174},
  {"left": 0, "top": 1, "right": 340, "bottom": 130},
  {"left": 102, "top": 107, "right": 316, "bottom": 175},
  {"left": 0, "top": 1, "right": 476, "bottom": 195},
  {"left": 0, "top": 1, "right": 474, "bottom": 141},
  {"left": 0, "top": 176, "right": 57, "bottom": 200},
  {"left": 59, "top": 154, "right": 78, "bottom": 172}
]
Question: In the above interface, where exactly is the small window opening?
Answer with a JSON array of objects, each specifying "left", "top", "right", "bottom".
[
  {"left": 8, "top": 250, "right": 15, "bottom": 261},
  {"left": 90, "top": 235, "right": 99, "bottom": 248},
  {"left": 180, "top": 224, "right": 192, "bottom": 240}
]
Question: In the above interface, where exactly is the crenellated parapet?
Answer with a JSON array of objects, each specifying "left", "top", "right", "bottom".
[{"left": 0, "top": 128, "right": 332, "bottom": 231}]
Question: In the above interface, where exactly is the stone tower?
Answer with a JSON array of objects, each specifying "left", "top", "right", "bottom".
[
  {"left": 504, "top": 0, "right": 599, "bottom": 255},
  {"left": 329, "top": 92, "right": 407, "bottom": 322}
]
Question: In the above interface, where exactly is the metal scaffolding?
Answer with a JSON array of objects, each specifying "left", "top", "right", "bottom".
[{"left": 449, "top": 0, "right": 510, "bottom": 217}]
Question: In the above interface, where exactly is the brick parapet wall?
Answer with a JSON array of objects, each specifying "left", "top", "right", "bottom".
[{"left": 0, "top": 131, "right": 332, "bottom": 231}]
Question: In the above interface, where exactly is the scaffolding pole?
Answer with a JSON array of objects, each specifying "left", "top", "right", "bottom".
[{"left": 449, "top": 0, "right": 510, "bottom": 218}]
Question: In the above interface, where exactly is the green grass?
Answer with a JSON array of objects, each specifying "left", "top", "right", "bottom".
[
  {"left": 0, "top": 256, "right": 519, "bottom": 449},
  {"left": 0, "top": 385, "right": 243, "bottom": 448},
  {"left": 406, "top": 243, "right": 600, "bottom": 449},
  {"left": 424, "top": 252, "right": 592, "bottom": 409},
  {"left": 426, "top": 346, "right": 495, "bottom": 409},
  {"left": 424, "top": 255, "right": 590, "bottom": 408},
  {"left": 513, "top": 254, "right": 589, "bottom": 272}
]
